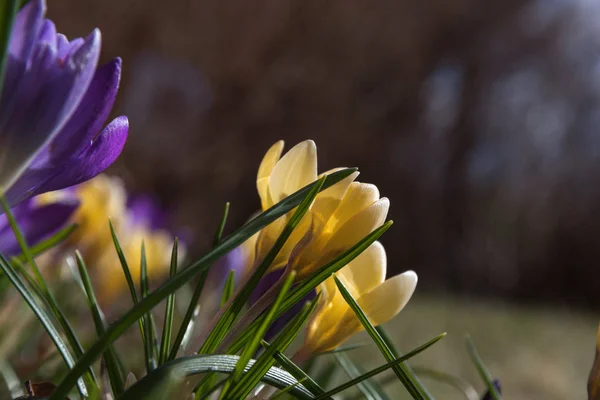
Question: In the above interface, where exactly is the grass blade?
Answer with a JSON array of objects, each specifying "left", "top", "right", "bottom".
[
  {"left": 229, "top": 271, "right": 296, "bottom": 388},
  {"left": 109, "top": 221, "right": 148, "bottom": 362},
  {"left": 215, "top": 270, "right": 295, "bottom": 399},
  {"left": 320, "top": 334, "right": 446, "bottom": 399},
  {"left": 10, "top": 224, "right": 77, "bottom": 265},
  {"left": 333, "top": 274, "right": 429, "bottom": 400},
  {"left": 198, "top": 176, "right": 326, "bottom": 355},
  {"left": 0, "top": 195, "right": 96, "bottom": 394},
  {"left": 226, "top": 296, "right": 320, "bottom": 400},
  {"left": 220, "top": 270, "right": 235, "bottom": 306},
  {"left": 213, "top": 202, "right": 230, "bottom": 246},
  {"left": 0, "top": 359, "right": 24, "bottom": 398},
  {"left": 270, "top": 377, "right": 309, "bottom": 400},
  {"left": 335, "top": 353, "right": 389, "bottom": 400},
  {"left": 140, "top": 241, "right": 158, "bottom": 372},
  {"left": 376, "top": 326, "right": 432, "bottom": 398},
  {"left": 408, "top": 367, "right": 479, "bottom": 400},
  {"left": 49, "top": 168, "right": 355, "bottom": 399},
  {"left": 267, "top": 343, "right": 328, "bottom": 398},
  {"left": 169, "top": 201, "right": 231, "bottom": 360},
  {"left": 168, "top": 274, "right": 206, "bottom": 360},
  {"left": 75, "top": 251, "right": 125, "bottom": 397},
  {"left": 118, "top": 355, "right": 315, "bottom": 400},
  {"left": 109, "top": 220, "right": 139, "bottom": 304},
  {"left": 159, "top": 238, "right": 179, "bottom": 365},
  {"left": 466, "top": 335, "right": 502, "bottom": 400},
  {"left": 0, "top": 254, "right": 89, "bottom": 397}
]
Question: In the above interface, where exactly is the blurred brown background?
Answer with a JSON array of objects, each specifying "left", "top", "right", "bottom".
[{"left": 48, "top": 0, "right": 600, "bottom": 307}]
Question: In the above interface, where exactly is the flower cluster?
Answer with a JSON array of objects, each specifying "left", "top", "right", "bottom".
[
  {"left": 243, "top": 140, "right": 417, "bottom": 354},
  {"left": 0, "top": 1, "right": 431, "bottom": 398},
  {"left": 37, "top": 175, "right": 181, "bottom": 302}
]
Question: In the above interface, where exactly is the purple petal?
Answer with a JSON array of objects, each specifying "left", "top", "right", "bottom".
[
  {"left": 0, "top": 44, "right": 59, "bottom": 188},
  {"left": 0, "top": 198, "right": 78, "bottom": 257},
  {"left": 58, "top": 37, "right": 84, "bottom": 61},
  {"left": 249, "top": 269, "right": 284, "bottom": 306},
  {"left": 205, "top": 247, "right": 248, "bottom": 294},
  {"left": 5, "top": 116, "right": 128, "bottom": 205},
  {"left": 54, "top": 30, "right": 101, "bottom": 132},
  {"left": 9, "top": 0, "right": 45, "bottom": 62},
  {"left": 0, "top": 30, "right": 101, "bottom": 191},
  {"left": 37, "top": 19, "right": 57, "bottom": 50},
  {"left": 49, "top": 58, "right": 122, "bottom": 161},
  {"left": 56, "top": 34, "right": 69, "bottom": 54},
  {"left": 32, "top": 116, "right": 128, "bottom": 192},
  {"left": 127, "top": 195, "right": 166, "bottom": 230},
  {"left": 266, "top": 289, "right": 315, "bottom": 342}
]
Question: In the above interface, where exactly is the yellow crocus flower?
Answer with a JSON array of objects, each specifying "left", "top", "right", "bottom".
[
  {"left": 302, "top": 241, "right": 417, "bottom": 354},
  {"left": 38, "top": 174, "right": 178, "bottom": 303},
  {"left": 244, "top": 140, "right": 389, "bottom": 278}
]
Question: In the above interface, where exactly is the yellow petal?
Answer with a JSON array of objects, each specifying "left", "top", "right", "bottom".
[
  {"left": 337, "top": 241, "right": 387, "bottom": 298},
  {"left": 324, "top": 182, "right": 380, "bottom": 235},
  {"left": 240, "top": 232, "right": 259, "bottom": 273},
  {"left": 268, "top": 140, "right": 317, "bottom": 205},
  {"left": 257, "top": 141, "right": 284, "bottom": 210},
  {"left": 354, "top": 270, "right": 417, "bottom": 326},
  {"left": 270, "top": 211, "right": 314, "bottom": 270},
  {"left": 315, "top": 197, "right": 389, "bottom": 267},
  {"left": 311, "top": 170, "right": 359, "bottom": 233}
]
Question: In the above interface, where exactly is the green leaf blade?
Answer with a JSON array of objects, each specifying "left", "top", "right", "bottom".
[
  {"left": 159, "top": 238, "right": 179, "bottom": 365},
  {"left": 333, "top": 274, "right": 430, "bottom": 400}
]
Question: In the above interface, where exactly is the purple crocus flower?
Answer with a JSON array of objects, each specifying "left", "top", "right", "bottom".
[
  {"left": 127, "top": 195, "right": 167, "bottom": 231},
  {"left": 0, "top": 197, "right": 78, "bottom": 257},
  {"left": 0, "top": 0, "right": 127, "bottom": 206}
]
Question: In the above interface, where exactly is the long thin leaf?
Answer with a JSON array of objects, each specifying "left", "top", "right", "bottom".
[
  {"left": 169, "top": 201, "right": 231, "bottom": 360},
  {"left": 198, "top": 176, "right": 326, "bottom": 355},
  {"left": 10, "top": 224, "right": 77, "bottom": 265},
  {"left": 109, "top": 221, "right": 148, "bottom": 361},
  {"left": 159, "top": 238, "right": 179, "bottom": 365},
  {"left": 226, "top": 296, "right": 320, "bottom": 400},
  {"left": 466, "top": 335, "right": 502, "bottom": 400},
  {"left": 408, "top": 367, "right": 479, "bottom": 400},
  {"left": 376, "top": 326, "right": 433, "bottom": 398},
  {"left": 140, "top": 241, "right": 158, "bottom": 372},
  {"left": 320, "top": 334, "right": 446, "bottom": 400},
  {"left": 117, "top": 355, "right": 315, "bottom": 400},
  {"left": 0, "top": 195, "right": 97, "bottom": 393},
  {"left": 220, "top": 270, "right": 235, "bottom": 307},
  {"left": 335, "top": 353, "right": 387, "bottom": 400},
  {"left": 224, "top": 221, "right": 393, "bottom": 354},
  {"left": 267, "top": 344, "right": 328, "bottom": 398},
  {"left": 50, "top": 168, "right": 355, "bottom": 399},
  {"left": 0, "top": 254, "right": 89, "bottom": 397},
  {"left": 213, "top": 202, "right": 230, "bottom": 246},
  {"left": 0, "top": 359, "right": 24, "bottom": 398},
  {"left": 333, "top": 274, "right": 429, "bottom": 400},
  {"left": 230, "top": 271, "right": 296, "bottom": 388},
  {"left": 75, "top": 251, "right": 125, "bottom": 397},
  {"left": 168, "top": 275, "right": 206, "bottom": 360},
  {"left": 270, "top": 377, "right": 309, "bottom": 400}
]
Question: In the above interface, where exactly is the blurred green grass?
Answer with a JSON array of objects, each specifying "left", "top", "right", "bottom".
[{"left": 348, "top": 295, "right": 597, "bottom": 400}]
